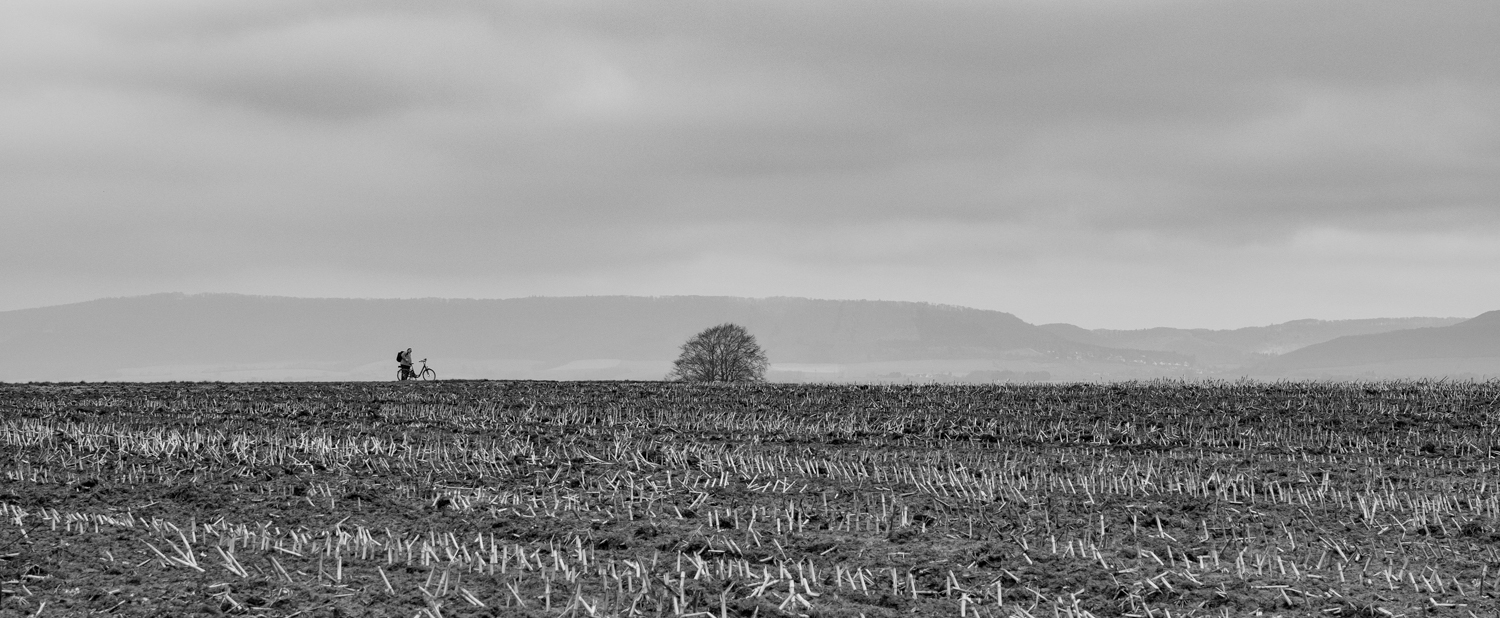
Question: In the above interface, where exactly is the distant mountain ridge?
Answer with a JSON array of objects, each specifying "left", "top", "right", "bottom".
[
  {"left": 0, "top": 293, "right": 1490, "bottom": 381},
  {"left": 1254, "top": 311, "right": 1500, "bottom": 375},
  {"left": 0, "top": 293, "right": 1178, "bottom": 382},
  {"left": 1039, "top": 317, "right": 1465, "bottom": 368}
]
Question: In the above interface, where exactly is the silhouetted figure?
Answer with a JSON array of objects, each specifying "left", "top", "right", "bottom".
[{"left": 397, "top": 348, "right": 414, "bottom": 380}]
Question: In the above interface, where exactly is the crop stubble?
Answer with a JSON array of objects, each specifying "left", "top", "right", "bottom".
[{"left": 1, "top": 380, "right": 1498, "bottom": 617}]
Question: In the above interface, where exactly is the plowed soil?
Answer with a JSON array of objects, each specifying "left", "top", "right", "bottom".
[{"left": 1, "top": 380, "right": 1498, "bottom": 617}]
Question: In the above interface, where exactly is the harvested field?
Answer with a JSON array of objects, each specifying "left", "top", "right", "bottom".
[{"left": 2, "top": 380, "right": 1499, "bottom": 617}]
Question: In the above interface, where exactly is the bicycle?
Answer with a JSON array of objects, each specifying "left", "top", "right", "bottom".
[{"left": 398, "top": 359, "right": 437, "bottom": 381}]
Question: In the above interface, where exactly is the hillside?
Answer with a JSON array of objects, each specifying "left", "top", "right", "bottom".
[
  {"left": 1253, "top": 310, "right": 1500, "bottom": 376},
  {"left": 0, "top": 293, "right": 1183, "bottom": 382},
  {"left": 1039, "top": 317, "right": 1465, "bottom": 368}
]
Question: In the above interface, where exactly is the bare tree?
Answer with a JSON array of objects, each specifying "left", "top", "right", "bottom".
[{"left": 667, "top": 323, "right": 769, "bottom": 383}]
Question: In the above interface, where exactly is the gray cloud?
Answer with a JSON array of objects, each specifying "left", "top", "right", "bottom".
[{"left": 2, "top": 0, "right": 1498, "bottom": 326}]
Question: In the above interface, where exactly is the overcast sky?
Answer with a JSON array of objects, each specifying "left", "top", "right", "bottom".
[{"left": 3, "top": 1, "right": 1498, "bottom": 329}]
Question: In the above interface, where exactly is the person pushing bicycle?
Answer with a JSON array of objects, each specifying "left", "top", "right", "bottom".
[{"left": 395, "top": 349, "right": 437, "bottom": 381}]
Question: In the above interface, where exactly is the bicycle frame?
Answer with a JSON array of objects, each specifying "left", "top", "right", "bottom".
[{"left": 397, "top": 360, "right": 436, "bottom": 381}]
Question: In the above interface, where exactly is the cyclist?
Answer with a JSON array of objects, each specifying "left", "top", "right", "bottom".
[{"left": 397, "top": 348, "right": 414, "bottom": 380}]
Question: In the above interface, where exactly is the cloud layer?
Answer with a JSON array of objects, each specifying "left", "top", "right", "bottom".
[{"left": 4, "top": 1, "right": 1498, "bottom": 328}]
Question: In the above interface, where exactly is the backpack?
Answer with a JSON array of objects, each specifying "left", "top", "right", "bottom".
[{"left": 397, "top": 351, "right": 404, "bottom": 362}]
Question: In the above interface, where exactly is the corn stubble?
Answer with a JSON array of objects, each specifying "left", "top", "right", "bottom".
[{"left": 1, "top": 380, "right": 1499, "bottom": 617}]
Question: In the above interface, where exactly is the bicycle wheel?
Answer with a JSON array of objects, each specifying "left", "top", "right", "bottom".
[
  {"left": 396, "top": 368, "right": 405, "bottom": 381},
  {"left": 419, "top": 368, "right": 436, "bottom": 381}
]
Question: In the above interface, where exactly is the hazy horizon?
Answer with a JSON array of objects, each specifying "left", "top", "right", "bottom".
[
  {"left": 0, "top": 291, "right": 1476, "bottom": 333},
  {"left": 4, "top": 2, "right": 1498, "bottom": 329},
  {"left": 4, "top": 293, "right": 1491, "bottom": 383}
]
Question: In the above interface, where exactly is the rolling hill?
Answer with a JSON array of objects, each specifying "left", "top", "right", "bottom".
[
  {"left": 1039, "top": 317, "right": 1465, "bottom": 368},
  {"left": 0, "top": 293, "right": 1182, "bottom": 382},
  {"left": 5, "top": 293, "right": 1488, "bottom": 382},
  {"left": 1252, "top": 310, "right": 1500, "bottom": 377}
]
